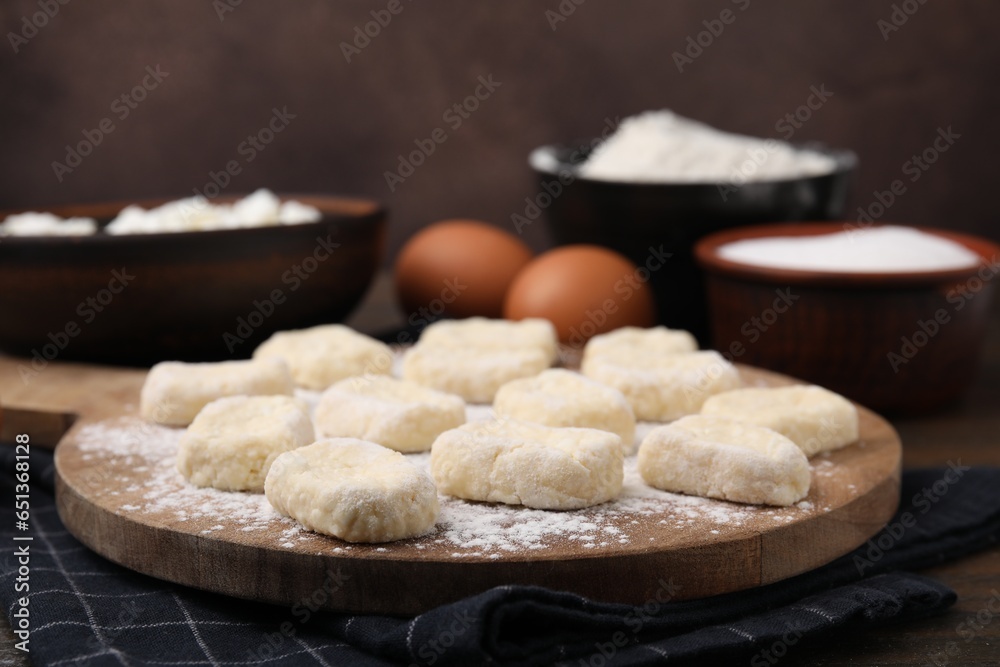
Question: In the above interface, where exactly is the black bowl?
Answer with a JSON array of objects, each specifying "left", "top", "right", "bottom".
[
  {"left": 0, "top": 194, "right": 386, "bottom": 365},
  {"left": 529, "top": 143, "right": 857, "bottom": 342}
]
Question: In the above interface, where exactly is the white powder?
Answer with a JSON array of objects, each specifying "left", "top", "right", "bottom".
[
  {"left": 577, "top": 110, "right": 837, "bottom": 183},
  {"left": 104, "top": 189, "right": 321, "bottom": 235},
  {"left": 70, "top": 412, "right": 832, "bottom": 558},
  {"left": 0, "top": 211, "right": 97, "bottom": 236},
  {"left": 717, "top": 225, "right": 980, "bottom": 273},
  {"left": 1, "top": 190, "right": 321, "bottom": 237}
]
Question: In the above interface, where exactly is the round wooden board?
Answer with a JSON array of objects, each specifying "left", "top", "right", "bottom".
[{"left": 54, "top": 365, "right": 901, "bottom": 615}]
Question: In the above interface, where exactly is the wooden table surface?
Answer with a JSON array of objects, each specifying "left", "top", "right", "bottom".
[{"left": 2, "top": 273, "right": 999, "bottom": 665}]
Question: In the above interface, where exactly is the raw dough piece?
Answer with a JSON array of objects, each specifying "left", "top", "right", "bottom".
[
  {"left": 430, "top": 419, "right": 623, "bottom": 510},
  {"left": 700, "top": 385, "right": 859, "bottom": 457},
  {"left": 314, "top": 376, "right": 465, "bottom": 452},
  {"left": 638, "top": 415, "right": 810, "bottom": 506},
  {"left": 140, "top": 357, "right": 294, "bottom": 426},
  {"left": 402, "top": 346, "right": 551, "bottom": 404},
  {"left": 581, "top": 326, "right": 697, "bottom": 368},
  {"left": 582, "top": 350, "right": 741, "bottom": 421},
  {"left": 253, "top": 324, "right": 392, "bottom": 390},
  {"left": 176, "top": 395, "right": 314, "bottom": 492},
  {"left": 493, "top": 369, "right": 636, "bottom": 451},
  {"left": 265, "top": 438, "right": 439, "bottom": 543},
  {"left": 418, "top": 317, "right": 559, "bottom": 364}
]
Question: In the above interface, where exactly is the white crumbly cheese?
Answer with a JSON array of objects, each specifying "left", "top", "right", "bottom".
[
  {"left": 701, "top": 385, "right": 859, "bottom": 457},
  {"left": 253, "top": 324, "right": 392, "bottom": 390},
  {"left": 638, "top": 415, "right": 811, "bottom": 506},
  {"left": 314, "top": 376, "right": 466, "bottom": 452},
  {"left": 140, "top": 357, "right": 295, "bottom": 426},
  {"left": 430, "top": 418, "right": 624, "bottom": 510},
  {"left": 265, "top": 438, "right": 439, "bottom": 543},
  {"left": 177, "top": 395, "right": 314, "bottom": 492},
  {"left": 103, "top": 189, "right": 321, "bottom": 235},
  {"left": 578, "top": 110, "right": 837, "bottom": 183},
  {"left": 0, "top": 211, "right": 97, "bottom": 236},
  {"left": 582, "top": 350, "right": 742, "bottom": 422},
  {"left": 403, "top": 318, "right": 558, "bottom": 403},
  {"left": 493, "top": 369, "right": 636, "bottom": 452},
  {"left": 716, "top": 225, "right": 981, "bottom": 273}
]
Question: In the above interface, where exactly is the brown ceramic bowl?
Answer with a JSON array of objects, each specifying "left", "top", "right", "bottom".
[
  {"left": 530, "top": 142, "right": 857, "bottom": 343},
  {"left": 695, "top": 223, "right": 1000, "bottom": 413},
  {"left": 0, "top": 194, "right": 386, "bottom": 365}
]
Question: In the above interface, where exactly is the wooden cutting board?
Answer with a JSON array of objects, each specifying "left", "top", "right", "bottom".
[{"left": 0, "top": 356, "right": 901, "bottom": 615}]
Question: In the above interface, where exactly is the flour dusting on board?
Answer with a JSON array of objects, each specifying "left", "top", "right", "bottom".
[{"left": 72, "top": 413, "right": 834, "bottom": 557}]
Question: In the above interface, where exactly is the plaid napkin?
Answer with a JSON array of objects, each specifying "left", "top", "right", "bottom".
[{"left": 2, "top": 443, "right": 997, "bottom": 666}]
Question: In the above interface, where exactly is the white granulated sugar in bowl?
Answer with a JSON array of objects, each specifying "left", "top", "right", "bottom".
[
  {"left": 717, "top": 225, "right": 981, "bottom": 273},
  {"left": 578, "top": 109, "right": 838, "bottom": 183}
]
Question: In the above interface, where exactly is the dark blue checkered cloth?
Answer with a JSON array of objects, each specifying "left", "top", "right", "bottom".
[{"left": 3, "top": 445, "right": 998, "bottom": 666}]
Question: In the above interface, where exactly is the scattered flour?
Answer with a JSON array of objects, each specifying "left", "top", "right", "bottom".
[{"left": 72, "top": 411, "right": 838, "bottom": 558}]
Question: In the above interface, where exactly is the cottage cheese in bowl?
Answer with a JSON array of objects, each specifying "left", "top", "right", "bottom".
[{"left": 0, "top": 189, "right": 321, "bottom": 236}]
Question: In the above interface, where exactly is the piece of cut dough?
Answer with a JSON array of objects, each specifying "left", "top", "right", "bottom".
[
  {"left": 430, "top": 419, "right": 623, "bottom": 510},
  {"left": 638, "top": 415, "right": 810, "bottom": 506},
  {"left": 265, "top": 438, "right": 439, "bottom": 543},
  {"left": 418, "top": 317, "right": 559, "bottom": 364},
  {"left": 402, "top": 345, "right": 551, "bottom": 404},
  {"left": 314, "top": 376, "right": 465, "bottom": 452},
  {"left": 176, "top": 395, "right": 314, "bottom": 492},
  {"left": 582, "top": 326, "right": 697, "bottom": 368},
  {"left": 581, "top": 350, "right": 741, "bottom": 421},
  {"left": 700, "top": 385, "right": 859, "bottom": 457},
  {"left": 253, "top": 324, "right": 392, "bottom": 390},
  {"left": 493, "top": 369, "right": 636, "bottom": 451},
  {"left": 140, "top": 357, "right": 294, "bottom": 426}
]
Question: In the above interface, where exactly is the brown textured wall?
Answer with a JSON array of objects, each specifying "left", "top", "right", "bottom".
[{"left": 1, "top": 0, "right": 997, "bottom": 259}]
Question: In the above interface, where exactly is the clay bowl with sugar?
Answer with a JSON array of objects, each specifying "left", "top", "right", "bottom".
[
  {"left": 529, "top": 142, "right": 856, "bottom": 344},
  {"left": 695, "top": 222, "right": 1000, "bottom": 413},
  {"left": 0, "top": 194, "right": 385, "bottom": 365}
]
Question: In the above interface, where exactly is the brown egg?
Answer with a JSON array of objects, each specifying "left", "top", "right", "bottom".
[
  {"left": 504, "top": 245, "right": 656, "bottom": 345},
  {"left": 395, "top": 220, "right": 534, "bottom": 319}
]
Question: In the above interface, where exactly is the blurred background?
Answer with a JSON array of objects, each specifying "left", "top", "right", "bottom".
[{"left": 1, "top": 0, "right": 997, "bottom": 258}]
